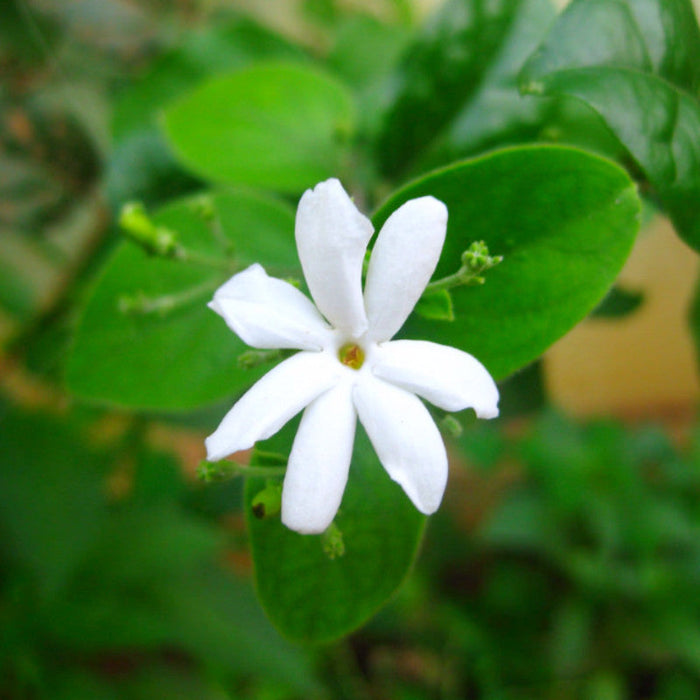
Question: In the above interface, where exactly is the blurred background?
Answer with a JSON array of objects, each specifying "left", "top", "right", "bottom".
[{"left": 3, "top": 1, "right": 700, "bottom": 698}]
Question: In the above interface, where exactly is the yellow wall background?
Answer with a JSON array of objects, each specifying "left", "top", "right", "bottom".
[{"left": 546, "top": 219, "right": 700, "bottom": 418}]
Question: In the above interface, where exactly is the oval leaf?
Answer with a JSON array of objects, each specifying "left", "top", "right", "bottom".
[
  {"left": 246, "top": 426, "right": 425, "bottom": 644},
  {"left": 163, "top": 62, "right": 355, "bottom": 193},
  {"left": 372, "top": 145, "right": 640, "bottom": 381},
  {"left": 113, "top": 18, "right": 305, "bottom": 141},
  {"left": 521, "top": 0, "right": 700, "bottom": 250},
  {"left": 375, "top": 0, "right": 529, "bottom": 177},
  {"left": 67, "top": 190, "right": 298, "bottom": 411}
]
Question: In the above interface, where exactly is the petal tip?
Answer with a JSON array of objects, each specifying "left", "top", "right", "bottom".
[
  {"left": 204, "top": 437, "right": 227, "bottom": 462},
  {"left": 406, "top": 195, "right": 448, "bottom": 225},
  {"left": 476, "top": 404, "right": 499, "bottom": 420},
  {"left": 281, "top": 509, "right": 332, "bottom": 535}
]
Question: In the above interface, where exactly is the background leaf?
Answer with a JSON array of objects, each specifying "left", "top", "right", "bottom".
[
  {"left": 67, "top": 190, "right": 297, "bottom": 411},
  {"left": 412, "top": 0, "right": 557, "bottom": 172},
  {"left": 112, "top": 18, "right": 306, "bottom": 142},
  {"left": 373, "top": 145, "right": 640, "bottom": 381},
  {"left": 246, "top": 425, "right": 425, "bottom": 643},
  {"left": 521, "top": 0, "right": 700, "bottom": 250},
  {"left": 163, "top": 62, "right": 355, "bottom": 193},
  {"left": 326, "top": 14, "right": 411, "bottom": 135},
  {"left": 374, "top": 0, "right": 553, "bottom": 177},
  {"left": 0, "top": 407, "right": 105, "bottom": 599},
  {"left": 107, "top": 18, "right": 305, "bottom": 206}
]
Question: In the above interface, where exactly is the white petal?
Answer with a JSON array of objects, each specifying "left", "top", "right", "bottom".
[
  {"left": 353, "top": 376, "right": 448, "bottom": 515},
  {"left": 295, "top": 179, "right": 373, "bottom": 335},
  {"left": 373, "top": 340, "right": 499, "bottom": 418},
  {"left": 209, "top": 263, "right": 332, "bottom": 350},
  {"left": 205, "top": 352, "right": 339, "bottom": 461},
  {"left": 281, "top": 382, "right": 356, "bottom": 534},
  {"left": 364, "top": 196, "right": 447, "bottom": 341}
]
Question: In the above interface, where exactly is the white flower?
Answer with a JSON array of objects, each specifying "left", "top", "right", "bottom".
[{"left": 206, "top": 179, "right": 499, "bottom": 534}]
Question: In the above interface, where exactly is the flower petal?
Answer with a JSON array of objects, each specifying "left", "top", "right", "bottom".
[
  {"left": 353, "top": 375, "right": 448, "bottom": 515},
  {"left": 209, "top": 263, "right": 332, "bottom": 350},
  {"left": 281, "top": 382, "right": 356, "bottom": 534},
  {"left": 295, "top": 179, "right": 373, "bottom": 335},
  {"left": 364, "top": 196, "right": 447, "bottom": 341},
  {"left": 373, "top": 340, "right": 499, "bottom": 418},
  {"left": 205, "top": 352, "right": 339, "bottom": 461}
]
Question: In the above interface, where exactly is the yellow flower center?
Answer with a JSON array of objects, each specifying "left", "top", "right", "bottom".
[{"left": 338, "top": 342, "right": 365, "bottom": 370}]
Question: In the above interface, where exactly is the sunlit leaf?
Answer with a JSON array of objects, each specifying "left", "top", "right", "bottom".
[
  {"left": 67, "top": 190, "right": 297, "bottom": 411},
  {"left": 246, "top": 426, "right": 425, "bottom": 643},
  {"left": 375, "top": 0, "right": 552, "bottom": 176},
  {"left": 521, "top": 0, "right": 700, "bottom": 250},
  {"left": 163, "top": 62, "right": 355, "bottom": 193},
  {"left": 374, "top": 146, "right": 640, "bottom": 381}
]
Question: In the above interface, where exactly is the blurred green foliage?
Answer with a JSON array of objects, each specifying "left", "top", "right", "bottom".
[{"left": 2, "top": 0, "right": 700, "bottom": 697}]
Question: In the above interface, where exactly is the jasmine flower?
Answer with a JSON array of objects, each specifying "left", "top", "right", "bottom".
[{"left": 206, "top": 179, "right": 499, "bottom": 534}]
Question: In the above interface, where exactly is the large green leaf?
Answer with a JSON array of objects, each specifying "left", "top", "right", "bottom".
[
  {"left": 414, "top": 0, "right": 557, "bottom": 172},
  {"left": 67, "top": 190, "right": 297, "bottom": 411},
  {"left": 373, "top": 145, "right": 640, "bottom": 381},
  {"left": 112, "top": 18, "right": 305, "bottom": 141},
  {"left": 375, "top": 0, "right": 540, "bottom": 177},
  {"left": 521, "top": 0, "right": 700, "bottom": 250},
  {"left": 163, "top": 62, "right": 355, "bottom": 193},
  {"left": 246, "top": 426, "right": 425, "bottom": 643},
  {"left": 106, "top": 19, "right": 305, "bottom": 206},
  {"left": 522, "top": 0, "right": 700, "bottom": 89}
]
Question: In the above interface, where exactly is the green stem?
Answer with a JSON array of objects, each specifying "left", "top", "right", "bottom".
[
  {"left": 426, "top": 269, "right": 481, "bottom": 292},
  {"left": 175, "top": 247, "right": 237, "bottom": 274},
  {"left": 426, "top": 241, "right": 503, "bottom": 293},
  {"left": 118, "top": 278, "right": 222, "bottom": 316},
  {"left": 120, "top": 201, "right": 237, "bottom": 274},
  {"left": 197, "top": 459, "right": 286, "bottom": 483}
]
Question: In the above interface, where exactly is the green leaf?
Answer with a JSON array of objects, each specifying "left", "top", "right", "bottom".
[
  {"left": 480, "top": 487, "right": 554, "bottom": 553},
  {"left": 45, "top": 505, "right": 320, "bottom": 693},
  {"left": 67, "top": 190, "right": 297, "bottom": 411},
  {"left": 688, "top": 273, "right": 700, "bottom": 376},
  {"left": 549, "top": 599, "right": 593, "bottom": 677},
  {"left": 158, "top": 568, "right": 321, "bottom": 692},
  {"left": 112, "top": 18, "right": 306, "bottom": 141},
  {"left": 373, "top": 145, "right": 640, "bottom": 381},
  {"left": 163, "top": 62, "right": 355, "bottom": 193},
  {"left": 414, "top": 0, "right": 558, "bottom": 172},
  {"left": 246, "top": 427, "right": 425, "bottom": 643},
  {"left": 375, "top": 0, "right": 551, "bottom": 177},
  {"left": 592, "top": 285, "right": 644, "bottom": 318},
  {"left": 522, "top": 0, "right": 700, "bottom": 89},
  {"left": 107, "top": 19, "right": 305, "bottom": 206},
  {"left": 521, "top": 0, "right": 700, "bottom": 250},
  {"left": 414, "top": 287, "right": 454, "bottom": 321},
  {"left": 327, "top": 15, "right": 410, "bottom": 134},
  {"left": 328, "top": 15, "right": 410, "bottom": 91}
]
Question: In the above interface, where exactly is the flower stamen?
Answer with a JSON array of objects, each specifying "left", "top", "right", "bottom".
[{"left": 338, "top": 342, "right": 365, "bottom": 370}]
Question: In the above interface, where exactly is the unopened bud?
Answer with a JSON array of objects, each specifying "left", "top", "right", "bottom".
[
  {"left": 120, "top": 202, "right": 180, "bottom": 257},
  {"left": 251, "top": 481, "right": 282, "bottom": 519},
  {"left": 322, "top": 521, "right": 345, "bottom": 559},
  {"left": 197, "top": 459, "right": 238, "bottom": 483}
]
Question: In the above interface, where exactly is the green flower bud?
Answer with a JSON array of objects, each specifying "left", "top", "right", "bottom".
[{"left": 251, "top": 481, "right": 283, "bottom": 519}]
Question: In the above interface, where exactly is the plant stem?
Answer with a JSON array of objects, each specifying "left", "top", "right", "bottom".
[
  {"left": 175, "top": 247, "right": 237, "bottom": 274},
  {"left": 197, "top": 459, "right": 286, "bottom": 482}
]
